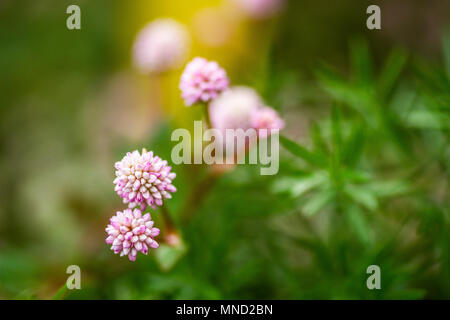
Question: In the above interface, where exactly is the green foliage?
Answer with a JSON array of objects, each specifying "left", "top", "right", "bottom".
[
  {"left": 272, "top": 37, "right": 449, "bottom": 299},
  {"left": 0, "top": 1, "right": 449, "bottom": 300}
]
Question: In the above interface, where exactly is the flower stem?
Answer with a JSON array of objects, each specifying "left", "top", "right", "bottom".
[
  {"left": 160, "top": 204, "right": 176, "bottom": 234},
  {"left": 180, "top": 169, "right": 220, "bottom": 225},
  {"left": 203, "top": 102, "right": 212, "bottom": 129}
]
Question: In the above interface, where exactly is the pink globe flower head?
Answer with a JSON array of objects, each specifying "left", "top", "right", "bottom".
[
  {"left": 209, "top": 86, "right": 263, "bottom": 132},
  {"left": 251, "top": 106, "right": 285, "bottom": 138},
  {"left": 232, "top": 0, "right": 284, "bottom": 19},
  {"left": 208, "top": 86, "right": 264, "bottom": 161},
  {"left": 113, "top": 148, "right": 176, "bottom": 210},
  {"left": 106, "top": 208, "right": 160, "bottom": 261},
  {"left": 179, "top": 57, "right": 229, "bottom": 106},
  {"left": 132, "top": 18, "right": 190, "bottom": 74}
]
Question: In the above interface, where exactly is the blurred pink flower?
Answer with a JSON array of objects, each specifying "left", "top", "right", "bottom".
[
  {"left": 209, "top": 86, "right": 284, "bottom": 137},
  {"left": 232, "top": 0, "right": 284, "bottom": 19},
  {"left": 132, "top": 18, "right": 189, "bottom": 74},
  {"left": 106, "top": 208, "right": 160, "bottom": 261},
  {"left": 251, "top": 106, "right": 285, "bottom": 138},
  {"left": 179, "top": 57, "right": 229, "bottom": 106},
  {"left": 209, "top": 86, "right": 262, "bottom": 132},
  {"left": 113, "top": 149, "right": 176, "bottom": 210}
]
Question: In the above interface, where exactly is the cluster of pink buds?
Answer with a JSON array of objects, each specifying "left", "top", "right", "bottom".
[
  {"left": 180, "top": 58, "right": 284, "bottom": 137},
  {"left": 107, "top": 30, "right": 285, "bottom": 260},
  {"left": 107, "top": 148, "right": 176, "bottom": 261},
  {"left": 113, "top": 149, "right": 176, "bottom": 210},
  {"left": 208, "top": 86, "right": 284, "bottom": 137},
  {"left": 106, "top": 208, "right": 160, "bottom": 261},
  {"left": 179, "top": 57, "right": 229, "bottom": 106}
]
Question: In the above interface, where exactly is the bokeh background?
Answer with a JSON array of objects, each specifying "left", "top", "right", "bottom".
[{"left": 0, "top": 0, "right": 449, "bottom": 299}]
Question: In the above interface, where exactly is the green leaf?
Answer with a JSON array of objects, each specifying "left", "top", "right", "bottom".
[
  {"left": 344, "top": 184, "right": 378, "bottom": 211},
  {"left": 311, "top": 123, "right": 329, "bottom": 156},
  {"left": 273, "top": 171, "right": 328, "bottom": 197},
  {"left": 331, "top": 105, "right": 343, "bottom": 154},
  {"left": 378, "top": 48, "right": 408, "bottom": 98},
  {"left": 302, "top": 190, "right": 334, "bottom": 216},
  {"left": 344, "top": 205, "right": 371, "bottom": 244},
  {"left": 316, "top": 65, "right": 377, "bottom": 126},
  {"left": 341, "top": 168, "right": 371, "bottom": 183},
  {"left": 350, "top": 38, "right": 374, "bottom": 86},
  {"left": 368, "top": 180, "right": 410, "bottom": 198},
  {"left": 51, "top": 285, "right": 68, "bottom": 300},
  {"left": 280, "top": 135, "right": 327, "bottom": 167},
  {"left": 341, "top": 124, "right": 365, "bottom": 167},
  {"left": 155, "top": 241, "right": 188, "bottom": 272},
  {"left": 405, "top": 110, "right": 450, "bottom": 129}
]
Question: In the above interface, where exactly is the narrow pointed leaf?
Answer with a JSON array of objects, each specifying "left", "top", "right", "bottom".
[
  {"left": 302, "top": 190, "right": 334, "bottom": 216},
  {"left": 378, "top": 48, "right": 408, "bottom": 98},
  {"left": 280, "top": 135, "right": 327, "bottom": 167}
]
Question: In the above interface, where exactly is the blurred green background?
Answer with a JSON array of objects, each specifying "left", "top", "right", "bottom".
[{"left": 0, "top": 0, "right": 449, "bottom": 299}]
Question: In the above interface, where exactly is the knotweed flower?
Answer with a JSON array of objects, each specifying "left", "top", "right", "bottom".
[
  {"left": 114, "top": 149, "right": 176, "bottom": 210},
  {"left": 209, "top": 86, "right": 263, "bottom": 132},
  {"left": 232, "top": 0, "right": 284, "bottom": 19},
  {"left": 251, "top": 106, "right": 285, "bottom": 138},
  {"left": 132, "top": 18, "right": 189, "bottom": 74},
  {"left": 179, "top": 57, "right": 229, "bottom": 106},
  {"left": 106, "top": 208, "right": 160, "bottom": 261}
]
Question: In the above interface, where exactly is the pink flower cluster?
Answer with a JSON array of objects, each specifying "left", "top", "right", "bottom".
[
  {"left": 106, "top": 208, "right": 160, "bottom": 261},
  {"left": 109, "top": 37, "right": 284, "bottom": 261},
  {"left": 179, "top": 58, "right": 284, "bottom": 136},
  {"left": 107, "top": 148, "right": 176, "bottom": 261},
  {"left": 209, "top": 86, "right": 284, "bottom": 137},
  {"left": 251, "top": 106, "right": 285, "bottom": 138},
  {"left": 209, "top": 86, "right": 262, "bottom": 132},
  {"left": 113, "top": 149, "right": 176, "bottom": 210},
  {"left": 179, "top": 57, "right": 229, "bottom": 106},
  {"left": 133, "top": 18, "right": 189, "bottom": 74}
]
